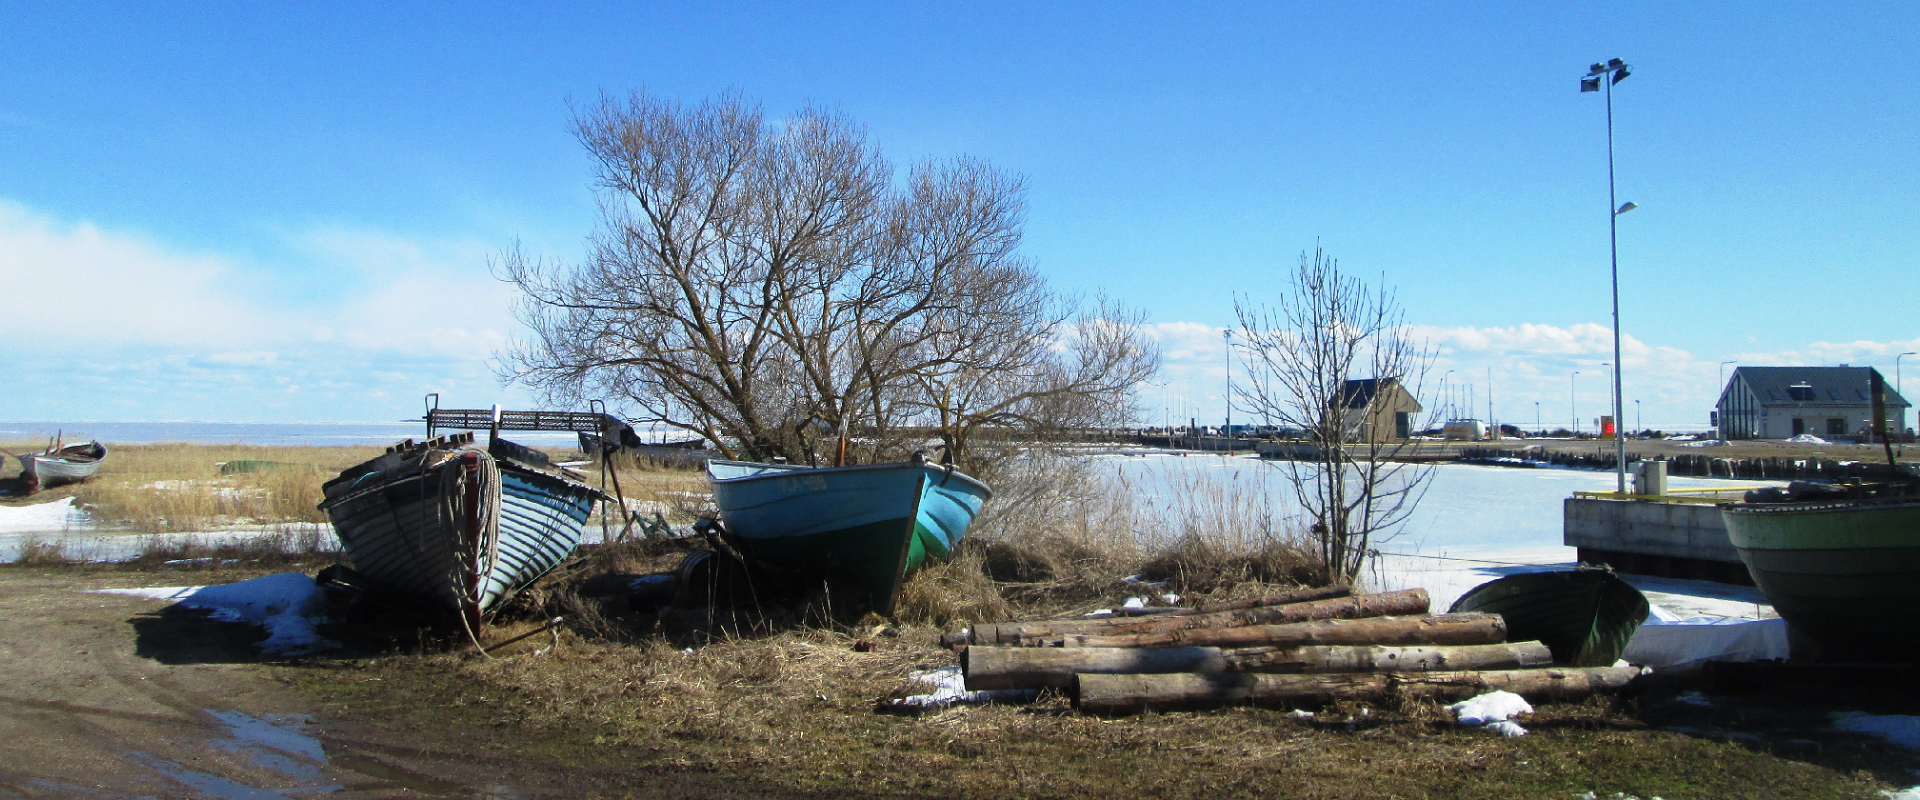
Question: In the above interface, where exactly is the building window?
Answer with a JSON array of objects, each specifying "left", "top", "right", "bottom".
[
  {"left": 1828, "top": 418, "right": 1847, "bottom": 435},
  {"left": 1788, "top": 383, "right": 1816, "bottom": 401},
  {"left": 1792, "top": 418, "right": 1806, "bottom": 436}
]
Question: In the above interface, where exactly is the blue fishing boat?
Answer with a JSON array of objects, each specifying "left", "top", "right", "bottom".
[
  {"left": 319, "top": 432, "right": 602, "bottom": 625},
  {"left": 705, "top": 455, "right": 993, "bottom": 614}
]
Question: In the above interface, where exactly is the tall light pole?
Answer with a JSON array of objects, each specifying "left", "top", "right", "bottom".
[
  {"left": 1635, "top": 399, "right": 1641, "bottom": 434},
  {"left": 1571, "top": 371, "right": 1580, "bottom": 434},
  {"left": 1899, "top": 352, "right": 1916, "bottom": 399},
  {"left": 1535, "top": 401, "right": 1541, "bottom": 434},
  {"left": 1222, "top": 329, "right": 1232, "bottom": 452},
  {"left": 1443, "top": 369, "right": 1454, "bottom": 420},
  {"left": 1583, "top": 57, "right": 1633, "bottom": 494}
]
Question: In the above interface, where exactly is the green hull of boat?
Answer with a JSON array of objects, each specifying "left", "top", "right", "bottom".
[
  {"left": 1723, "top": 500, "right": 1920, "bottom": 661},
  {"left": 1449, "top": 570, "right": 1649, "bottom": 667}
]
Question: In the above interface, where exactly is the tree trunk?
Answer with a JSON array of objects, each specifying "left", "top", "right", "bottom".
[
  {"left": 970, "top": 589, "right": 1427, "bottom": 647},
  {"left": 963, "top": 641, "right": 1553, "bottom": 691},
  {"left": 1073, "top": 666, "right": 1644, "bottom": 715},
  {"left": 1056, "top": 612, "right": 1507, "bottom": 649}
]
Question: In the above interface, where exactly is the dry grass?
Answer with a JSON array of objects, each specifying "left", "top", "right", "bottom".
[{"left": 0, "top": 442, "right": 383, "bottom": 531}]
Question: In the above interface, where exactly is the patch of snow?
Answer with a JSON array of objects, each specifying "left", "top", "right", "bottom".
[
  {"left": 1286, "top": 709, "right": 1315, "bottom": 719},
  {"left": 1883, "top": 787, "right": 1920, "bottom": 800},
  {"left": 1624, "top": 608, "right": 1789, "bottom": 668},
  {"left": 91, "top": 573, "right": 338, "bottom": 656},
  {"left": 1786, "top": 434, "right": 1829, "bottom": 444},
  {"left": 1450, "top": 691, "right": 1532, "bottom": 736},
  {"left": 1122, "top": 596, "right": 1148, "bottom": 609},
  {"left": 890, "top": 666, "right": 1035, "bottom": 709},
  {"left": 1682, "top": 439, "right": 1725, "bottom": 447},
  {"left": 0, "top": 497, "right": 88, "bottom": 533},
  {"left": 1833, "top": 711, "right": 1920, "bottom": 751},
  {"left": 1161, "top": 592, "right": 1180, "bottom": 604},
  {"left": 1082, "top": 608, "right": 1114, "bottom": 618}
]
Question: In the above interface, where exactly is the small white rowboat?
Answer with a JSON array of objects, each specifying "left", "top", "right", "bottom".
[{"left": 19, "top": 441, "right": 108, "bottom": 492}]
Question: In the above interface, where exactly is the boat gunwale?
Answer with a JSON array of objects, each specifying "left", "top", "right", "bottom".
[
  {"left": 705, "top": 458, "right": 993, "bottom": 500},
  {"left": 1720, "top": 496, "right": 1920, "bottom": 517}
]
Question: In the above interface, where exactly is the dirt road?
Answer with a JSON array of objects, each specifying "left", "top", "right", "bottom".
[{"left": 0, "top": 568, "right": 525, "bottom": 798}]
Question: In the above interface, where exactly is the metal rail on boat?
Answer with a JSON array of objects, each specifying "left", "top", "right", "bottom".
[
  {"left": 1571, "top": 487, "right": 1769, "bottom": 505},
  {"left": 423, "top": 393, "right": 626, "bottom": 437}
]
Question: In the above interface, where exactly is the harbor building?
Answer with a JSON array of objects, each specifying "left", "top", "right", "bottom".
[
  {"left": 1714, "top": 366, "right": 1909, "bottom": 440},
  {"left": 1339, "top": 377, "right": 1421, "bottom": 441}
]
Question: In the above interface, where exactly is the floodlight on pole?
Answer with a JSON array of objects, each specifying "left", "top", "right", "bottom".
[{"left": 1581, "top": 55, "right": 1633, "bottom": 495}]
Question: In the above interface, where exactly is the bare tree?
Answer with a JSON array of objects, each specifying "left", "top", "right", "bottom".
[
  {"left": 498, "top": 91, "right": 1157, "bottom": 472},
  {"left": 1234, "top": 247, "right": 1436, "bottom": 583}
]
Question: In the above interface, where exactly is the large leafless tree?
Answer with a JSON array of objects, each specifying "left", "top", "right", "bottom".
[
  {"left": 498, "top": 92, "right": 1157, "bottom": 473},
  {"left": 1235, "top": 248, "right": 1436, "bottom": 583}
]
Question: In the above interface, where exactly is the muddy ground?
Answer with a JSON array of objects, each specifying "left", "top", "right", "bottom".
[{"left": 0, "top": 567, "right": 796, "bottom": 799}]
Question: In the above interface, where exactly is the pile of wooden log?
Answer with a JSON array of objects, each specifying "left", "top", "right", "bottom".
[{"left": 951, "top": 585, "right": 1643, "bottom": 715}]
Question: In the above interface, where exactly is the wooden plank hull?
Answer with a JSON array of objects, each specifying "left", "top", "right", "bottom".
[
  {"left": 320, "top": 440, "right": 598, "bottom": 620},
  {"left": 1448, "top": 570, "right": 1649, "bottom": 667},
  {"left": 707, "top": 458, "right": 991, "bottom": 615},
  {"left": 1723, "top": 499, "right": 1920, "bottom": 661}
]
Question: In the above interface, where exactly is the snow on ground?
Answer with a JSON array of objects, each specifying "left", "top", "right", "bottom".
[
  {"left": 0, "top": 497, "right": 88, "bottom": 532},
  {"left": 888, "top": 666, "right": 1035, "bottom": 709},
  {"left": 92, "top": 573, "right": 338, "bottom": 656},
  {"left": 1450, "top": 691, "right": 1532, "bottom": 737}
]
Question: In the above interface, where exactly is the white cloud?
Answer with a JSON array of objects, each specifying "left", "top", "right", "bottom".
[
  {"left": 0, "top": 201, "right": 533, "bottom": 421},
  {"left": 1135, "top": 318, "right": 1920, "bottom": 433}
]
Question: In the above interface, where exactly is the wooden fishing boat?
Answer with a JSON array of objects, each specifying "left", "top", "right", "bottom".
[
  {"left": 1722, "top": 494, "right": 1920, "bottom": 661},
  {"left": 18, "top": 441, "right": 108, "bottom": 492},
  {"left": 1449, "top": 569, "right": 1650, "bottom": 666},
  {"left": 318, "top": 432, "right": 602, "bottom": 625},
  {"left": 705, "top": 455, "right": 992, "bottom": 615}
]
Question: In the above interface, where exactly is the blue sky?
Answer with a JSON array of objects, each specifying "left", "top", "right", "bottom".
[{"left": 2, "top": 3, "right": 1915, "bottom": 430}]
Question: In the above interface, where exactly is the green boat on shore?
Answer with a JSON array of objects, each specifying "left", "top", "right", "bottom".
[
  {"left": 1722, "top": 495, "right": 1920, "bottom": 662},
  {"left": 706, "top": 455, "right": 992, "bottom": 615},
  {"left": 1448, "top": 569, "right": 1649, "bottom": 667}
]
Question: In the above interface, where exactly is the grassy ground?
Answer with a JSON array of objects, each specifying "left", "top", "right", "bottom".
[{"left": 8, "top": 443, "right": 1919, "bottom": 797}]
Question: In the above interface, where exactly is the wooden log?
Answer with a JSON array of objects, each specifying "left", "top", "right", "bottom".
[
  {"left": 963, "top": 640, "right": 1553, "bottom": 691},
  {"left": 973, "top": 588, "right": 1428, "bottom": 646},
  {"left": 1073, "top": 666, "right": 1644, "bottom": 715},
  {"left": 1187, "top": 584, "right": 1353, "bottom": 614},
  {"left": 1057, "top": 612, "right": 1507, "bottom": 649},
  {"left": 964, "top": 646, "right": 1228, "bottom": 690}
]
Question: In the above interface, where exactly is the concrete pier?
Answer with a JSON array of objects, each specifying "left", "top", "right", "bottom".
[{"left": 1563, "top": 496, "right": 1754, "bottom": 585}]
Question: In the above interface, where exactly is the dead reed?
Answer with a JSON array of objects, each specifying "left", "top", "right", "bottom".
[{"left": 54, "top": 443, "right": 382, "bottom": 532}]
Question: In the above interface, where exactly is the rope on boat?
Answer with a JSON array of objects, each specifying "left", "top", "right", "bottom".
[{"left": 440, "top": 445, "right": 503, "bottom": 658}]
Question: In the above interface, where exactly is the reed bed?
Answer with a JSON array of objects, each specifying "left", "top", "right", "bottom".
[{"left": 35, "top": 443, "right": 382, "bottom": 532}]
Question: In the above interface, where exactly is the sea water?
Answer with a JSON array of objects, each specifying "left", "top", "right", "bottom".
[
  {"left": 0, "top": 420, "right": 684, "bottom": 449},
  {"left": 1095, "top": 453, "right": 1777, "bottom": 615}
]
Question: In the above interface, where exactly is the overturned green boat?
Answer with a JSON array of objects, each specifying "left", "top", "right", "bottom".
[
  {"left": 1449, "top": 569, "right": 1650, "bottom": 666},
  {"left": 1722, "top": 494, "right": 1920, "bottom": 662},
  {"left": 706, "top": 455, "right": 992, "bottom": 615}
]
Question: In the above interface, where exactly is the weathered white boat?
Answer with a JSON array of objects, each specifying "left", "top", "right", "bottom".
[
  {"left": 18, "top": 441, "right": 108, "bottom": 492},
  {"left": 318, "top": 433, "right": 602, "bottom": 624}
]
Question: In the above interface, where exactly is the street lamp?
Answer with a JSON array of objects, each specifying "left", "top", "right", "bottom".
[
  {"left": 1535, "top": 401, "right": 1541, "bottom": 434},
  {"left": 1899, "top": 352, "right": 1917, "bottom": 399},
  {"left": 1222, "top": 329, "right": 1233, "bottom": 453},
  {"left": 1635, "top": 399, "right": 1641, "bottom": 434},
  {"left": 1571, "top": 371, "right": 1580, "bottom": 434},
  {"left": 1583, "top": 56, "right": 1633, "bottom": 494}
]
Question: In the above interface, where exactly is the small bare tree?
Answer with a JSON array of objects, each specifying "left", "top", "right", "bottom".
[
  {"left": 498, "top": 91, "right": 1157, "bottom": 473},
  {"left": 1235, "top": 247, "right": 1436, "bottom": 583}
]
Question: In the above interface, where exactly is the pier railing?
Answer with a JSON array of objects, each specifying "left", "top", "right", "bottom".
[{"left": 1570, "top": 486, "right": 1768, "bottom": 505}]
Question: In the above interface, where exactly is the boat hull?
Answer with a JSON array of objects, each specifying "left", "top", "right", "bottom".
[
  {"left": 18, "top": 441, "right": 108, "bottom": 491},
  {"left": 320, "top": 441, "right": 598, "bottom": 620},
  {"left": 1723, "top": 500, "right": 1920, "bottom": 661},
  {"left": 1449, "top": 570, "right": 1649, "bottom": 666},
  {"left": 707, "top": 459, "right": 992, "bottom": 615}
]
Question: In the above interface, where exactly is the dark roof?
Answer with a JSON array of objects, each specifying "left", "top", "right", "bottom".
[
  {"left": 1340, "top": 378, "right": 1415, "bottom": 410},
  {"left": 1726, "top": 366, "right": 1911, "bottom": 408}
]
